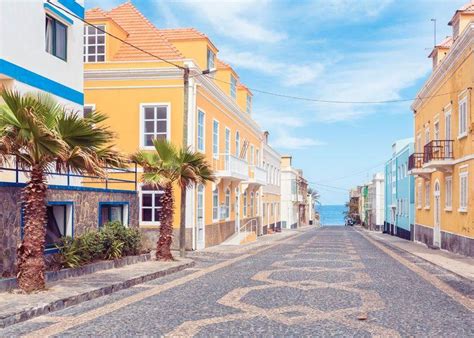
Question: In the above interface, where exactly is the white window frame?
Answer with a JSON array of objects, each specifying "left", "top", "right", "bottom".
[
  {"left": 225, "top": 188, "right": 231, "bottom": 220},
  {"left": 246, "top": 94, "right": 252, "bottom": 114},
  {"left": 84, "top": 24, "right": 106, "bottom": 63},
  {"left": 458, "top": 97, "right": 468, "bottom": 138},
  {"left": 212, "top": 186, "right": 219, "bottom": 221},
  {"left": 243, "top": 192, "right": 247, "bottom": 217},
  {"left": 139, "top": 103, "right": 170, "bottom": 150},
  {"left": 230, "top": 75, "right": 237, "bottom": 99},
  {"left": 434, "top": 120, "right": 440, "bottom": 140},
  {"left": 459, "top": 171, "right": 468, "bottom": 212},
  {"left": 225, "top": 127, "right": 231, "bottom": 156},
  {"left": 445, "top": 109, "right": 452, "bottom": 140},
  {"left": 212, "top": 119, "right": 219, "bottom": 160},
  {"left": 197, "top": 109, "right": 205, "bottom": 152},
  {"left": 139, "top": 185, "right": 164, "bottom": 225},
  {"left": 445, "top": 176, "right": 452, "bottom": 211},
  {"left": 425, "top": 181, "right": 430, "bottom": 209},
  {"left": 250, "top": 144, "right": 254, "bottom": 165},
  {"left": 235, "top": 131, "right": 240, "bottom": 157},
  {"left": 207, "top": 48, "right": 215, "bottom": 71}
]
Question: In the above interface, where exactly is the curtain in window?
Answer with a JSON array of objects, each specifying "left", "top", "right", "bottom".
[
  {"left": 55, "top": 22, "right": 67, "bottom": 60},
  {"left": 45, "top": 17, "right": 54, "bottom": 54},
  {"left": 45, "top": 206, "right": 62, "bottom": 247}
]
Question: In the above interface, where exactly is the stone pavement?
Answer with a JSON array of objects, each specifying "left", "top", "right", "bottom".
[
  {"left": 1, "top": 226, "right": 473, "bottom": 337},
  {"left": 0, "top": 258, "right": 194, "bottom": 328},
  {"left": 359, "top": 227, "right": 474, "bottom": 281}
]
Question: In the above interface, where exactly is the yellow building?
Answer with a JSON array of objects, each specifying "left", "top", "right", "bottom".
[
  {"left": 84, "top": 3, "right": 268, "bottom": 249},
  {"left": 409, "top": 1, "right": 474, "bottom": 256}
]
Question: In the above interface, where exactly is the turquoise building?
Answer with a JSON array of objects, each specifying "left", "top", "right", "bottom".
[{"left": 384, "top": 139, "right": 415, "bottom": 240}]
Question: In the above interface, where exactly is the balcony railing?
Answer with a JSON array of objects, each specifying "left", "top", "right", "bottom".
[
  {"left": 408, "top": 153, "right": 424, "bottom": 170},
  {"left": 423, "top": 140, "right": 453, "bottom": 163},
  {"left": 212, "top": 153, "right": 248, "bottom": 181},
  {"left": 0, "top": 156, "right": 138, "bottom": 191},
  {"left": 247, "top": 165, "right": 266, "bottom": 185}
]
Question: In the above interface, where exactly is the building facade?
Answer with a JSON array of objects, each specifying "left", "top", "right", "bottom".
[
  {"left": 84, "top": 3, "right": 268, "bottom": 250},
  {"left": 0, "top": 1, "right": 140, "bottom": 277},
  {"left": 384, "top": 139, "right": 415, "bottom": 240},
  {"left": 409, "top": 2, "right": 474, "bottom": 256},
  {"left": 280, "top": 155, "right": 309, "bottom": 229},
  {"left": 261, "top": 131, "right": 282, "bottom": 234},
  {"left": 367, "top": 173, "right": 384, "bottom": 231}
]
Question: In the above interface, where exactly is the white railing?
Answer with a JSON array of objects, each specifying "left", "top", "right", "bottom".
[
  {"left": 249, "top": 165, "right": 266, "bottom": 185},
  {"left": 212, "top": 153, "right": 248, "bottom": 181},
  {"left": 240, "top": 218, "right": 258, "bottom": 235}
]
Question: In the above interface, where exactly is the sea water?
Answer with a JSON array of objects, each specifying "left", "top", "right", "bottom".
[{"left": 316, "top": 205, "right": 346, "bottom": 226}]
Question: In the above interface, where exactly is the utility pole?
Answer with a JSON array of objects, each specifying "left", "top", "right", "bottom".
[{"left": 180, "top": 66, "right": 190, "bottom": 258}]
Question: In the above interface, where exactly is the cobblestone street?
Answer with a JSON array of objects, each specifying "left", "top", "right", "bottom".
[{"left": 1, "top": 227, "right": 473, "bottom": 337}]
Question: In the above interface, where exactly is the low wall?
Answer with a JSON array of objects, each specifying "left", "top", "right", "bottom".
[
  {"left": 205, "top": 220, "right": 235, "bottom": 247},
  {"left": 139, "top": 227, "right": 193, "bottom": 251},
  {"left": 415, "top": 223, "right": 473, "bottom": 257},
  {"left": 0, "top": 185, "right": 138, "bottom": 277}
]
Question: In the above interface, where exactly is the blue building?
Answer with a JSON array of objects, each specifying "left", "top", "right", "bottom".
[{"left": 384, "top": 139, "right": 415, "bottom": 240}]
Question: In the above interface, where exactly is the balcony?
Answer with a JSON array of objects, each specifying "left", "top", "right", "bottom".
[
  {"left": 212, "top": 153, "right": 248, "bottom": 183},
  {"left": 423, "top": 140, "right": 454, "bottom": 172},
  {"left": 246, "top": 165, "right": 266, "bottom": 185},
  {"left": 408, "top": 153, "right": 424, "bottom": 170}
]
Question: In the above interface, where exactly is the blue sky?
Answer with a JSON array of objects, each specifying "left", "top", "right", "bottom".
[{"left": 86, "top": 0, "right": 466, "bottom": 204}]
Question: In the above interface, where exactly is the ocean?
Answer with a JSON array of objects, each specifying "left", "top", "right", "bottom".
[{"left": 316, "top": 205, "right": 346, "bottom": 226}]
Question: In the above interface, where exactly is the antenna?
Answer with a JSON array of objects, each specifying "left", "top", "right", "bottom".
[{"left": 431, "top": 18, "right": 437, "bottom": 47}]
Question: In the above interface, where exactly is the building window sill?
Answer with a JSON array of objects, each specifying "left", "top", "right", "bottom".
[
  {"left": 424, "top": 206, "right": 430, "bottom": 210},
  {"left": 457, "top": 133, "right": 467, "bottom": 140},
  {"left": 444, "top": 207, "right": 452, "bottom": 212},
  {"left": 417, "top": 206, "right": 422, "bottom": 210},
  {"left": 458, "top": 208, "right": 468, "bottom": 213}
]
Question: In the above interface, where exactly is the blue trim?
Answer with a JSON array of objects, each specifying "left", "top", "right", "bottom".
[
  {"left": 0, "top": 59, "right": 83, "bottom": 105},
  {"left": 57, "top": 0, "right": 84, "bottom": 19},
  {"left": 0, "top": 182, "right": 136, "bottom": 195},
  {"left": 44, "top": 3, "right": 74, "bottom": 25},
  {"left": 98, "top": 201, "right": 130, "bottom": 227}
]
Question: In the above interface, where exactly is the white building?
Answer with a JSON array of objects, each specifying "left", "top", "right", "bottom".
[
  {"left": 367, "top": 173, "right": 385, "bottom": 231},
  {"left": 261, "top": 131, "right": 282, "bottom": 233},
  {"left": 0, "top": 0, "right": 84, "bottom": 111},
  {"left": 280, "top": 155, "right": 308, "bottom": 229}
]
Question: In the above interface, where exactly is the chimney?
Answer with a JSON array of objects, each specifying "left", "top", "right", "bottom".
[{"left": 263, "top": 131, "right": 269, "bottom": 144}]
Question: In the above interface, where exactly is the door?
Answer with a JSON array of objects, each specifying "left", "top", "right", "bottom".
[
  {"left": 445, "top": 112, "right": 452, "bottom": 156},
  {"left": 433, "top": 181, "right": 441, "bottom": 248},
  {"left": 225, "top": 128, "right": 230, "bottom": 170},
  {"left": 391, "top": 207, "right": 396, "bottom": 235},
  {"left": 235, "top": 187, "right": 240, "bottom": 232},
  {"left": 196, "top": 184, "right": 205, "bottom": 250}
]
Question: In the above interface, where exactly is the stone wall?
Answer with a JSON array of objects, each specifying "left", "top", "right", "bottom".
[
  {"left": 205, "top": 220, "right": 235, "bottom": 247},
  {"left": 0, "top": 185, "right": 138, "bottom": 277},
  {"left": 139, "top": 227, "right": 193, "bottom": 252},
  {"left": 441, "top": 231, "right": 474, "bottom": 257},
  {"left": 414, "top": 223, "right": 433, "bottom": 248}
]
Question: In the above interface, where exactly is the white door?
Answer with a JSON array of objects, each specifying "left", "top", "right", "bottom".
[
  {"left": 196, "top": 184, "right": 205, "bottom": 250},
  {"left": 445, "top": 113, "right": 452, "bottom": 155},
  {"left": 391, "top": 208, "right": 396, "bottom": 235},
  {"left": 225, "top": 128, "right": 230, "bottom": 170},
  {"left": 235, "top": 187, "right": 240, "bottom": 232},
  {"left": 433, "top": 181, "right": 441, "bottom": 248}
]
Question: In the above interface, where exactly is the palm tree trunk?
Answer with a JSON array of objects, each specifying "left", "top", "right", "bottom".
[
  {"left": 156, "top": 184, "right": 174, "bottom": 260},
  {"left": 179, "top": 187, "right": 186, "bottom": 257},
  {"left": 17, "top": 165, "right": 47, "bottom": 292}
]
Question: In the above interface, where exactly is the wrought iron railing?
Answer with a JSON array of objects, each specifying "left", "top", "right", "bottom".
[
  {"left": 408, "top": 153, "right": 424, "bottom": 170},
  {"left": 423, "top": 140, "right": 453, "bottom": 163}
]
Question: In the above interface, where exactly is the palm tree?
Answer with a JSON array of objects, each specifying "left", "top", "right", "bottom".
[
  {"left": 133, "top": 139, "right": 214, "bottom": 260},
  {"left": 0, "top": 90, "right": 125, "bottom": 292}
]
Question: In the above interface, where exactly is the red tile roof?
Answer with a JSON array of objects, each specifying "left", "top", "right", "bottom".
[
  {"left": 159, "top": 28, "right": 208, "bottom": 40},
  {"left": 449, "top": 1, "right": 474, "bottom": 25},
  {"left": 85, "top": 2, "right": 183, "bottom": 61}
]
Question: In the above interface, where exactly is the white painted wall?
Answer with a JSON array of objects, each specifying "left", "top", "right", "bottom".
[{"left": 0, "top": 0, "right": 83, "bottom": 110}]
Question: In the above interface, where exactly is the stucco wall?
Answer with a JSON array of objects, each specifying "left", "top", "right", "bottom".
[{"left": 0, "top": 185, "right": 138, "bottom": 277}]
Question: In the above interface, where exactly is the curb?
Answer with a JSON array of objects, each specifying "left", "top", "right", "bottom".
[
  {"left": 355, "top": 228, "right": 473, "bottom": 282},
  {"left": 0, "top": 260, "right": 195, "bottom": 328}
]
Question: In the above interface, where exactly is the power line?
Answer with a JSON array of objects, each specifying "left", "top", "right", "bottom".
[
  {"left": 46, "top": 1, "right": 185, "bottom": 70},
  {"left": 49, "top": 1, "right": 466, "bottom": 106}
]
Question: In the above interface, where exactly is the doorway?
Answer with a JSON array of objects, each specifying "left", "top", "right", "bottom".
[
  {"left": 235, "top": 187, "right": 240, "bottom": 233},
  {"left": 433, "top": 181, "right": 441, "bottom": 248},
  {"left": 196, "top": 184, "right": 205, "bottom": 250}
]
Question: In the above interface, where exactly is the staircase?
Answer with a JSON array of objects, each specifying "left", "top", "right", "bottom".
[{"left": 222, "top": 219, "right": 258, "bottom": 245}]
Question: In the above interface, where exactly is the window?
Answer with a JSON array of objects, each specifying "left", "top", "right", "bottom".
[
  {"left": 197, "top": 110, "right": 205, "bottom": 152},
  {"left": 230, "top": 75, "right": 237, "bottom": 99},
  {"left": 271, "top": 203, "right": 274, "bottom": 216},
  {"left": 458, "top": 98, "right": 468, "bottom": 137},
  {"left": 250, "top": 192, "right": 254, "bottom": 217},
  {"left": 83, "top": 104, "right": 94, "bottom": 119},
  {"left": 434, "top": 120, "right": 440, "bottom": 140},
  {"left": 243, "top": 192, "right": 247, "bottom": 217},
  {"left": 425, "top": 181, "right": 430, "bottom": 208},
  {"left": 84, "top": 24, "right": 105, "bottom": 62},
  {"left": 225, "top": 188, "right": 230, "bottom": 219},
  {"left": 235, "top": 131, "right": 240, "bottom": 157},
  {"left": 45, "top": 203, "right": 73, "bottom": 249},
  {"left": 213, "top": 120, "right": 219, "bottom": 159},
  {"left": 140, "top": 185, "right": 164, "bottom": 223},
  {"left": 225, "top": 128, "right": 231, "bottom": 156},
  {"left": 445, "top": 110, "right": 452, "bottom": 139},
  {"left": 246, "top": 94, "right": 252, "bottom": 114},
  {"left": 416, "top": 133, "right": 422, "bottom": 153},
  {"left": 142, "top": 105, "right": 168, "bottom": 147},
  {"left": 212, "top": 187, "right": 219, "bottom": 220},
  {"left": 263, "top": 203, "right": 266, "bottom": 217},
  {"left": 250, "top": 145, "right": 254, "bottom": 165},
  {"left": 46, "top": 15, "right": 67, "bottom": 61},
  {"left": 256, "top": 149, "right": 260, "bottom": 166},
  {"left": 99, "top": 203, "right": 128, "bottom": 227},
  {"left": 425, "top": 127, "right": 430, "bottom": 145},
  {"left": 417, "top": 182, "right": 422, "bottom": 209},
  {"left": 207, "top": 48, "right": 215, "bottom": 71},
  {"left": 445, "top": 176, "right": 452, "bottom": 210},
  {"left": 459, "top": 172, "right": 468, "bottom": 212}
]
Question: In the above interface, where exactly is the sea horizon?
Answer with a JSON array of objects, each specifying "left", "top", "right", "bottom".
[{"left": 316, "top": 204, "right": 346, "bottom": 226}]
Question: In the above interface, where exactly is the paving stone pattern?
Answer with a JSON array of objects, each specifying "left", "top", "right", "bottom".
[{"left": 1, "top": 227, "right": 473, "bottom": 337}]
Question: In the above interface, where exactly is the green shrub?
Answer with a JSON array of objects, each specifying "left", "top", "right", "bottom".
[{"left": 56, "top": 222, "right": 142, "bottom": 269}]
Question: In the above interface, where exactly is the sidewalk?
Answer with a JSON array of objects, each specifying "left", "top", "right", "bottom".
[
  {"left": 0, "top": 258, "right": 194, "bottom": 328},
  {"left": 359, "top": 227, "right": 474, "bottom": 281}
]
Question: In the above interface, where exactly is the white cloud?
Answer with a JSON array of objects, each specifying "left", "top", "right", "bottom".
[
  {"left": 220, "top": 48, "right": 325, "bottom": 86},
  {"left": 271, "top": 130, "right": 326, "bottom": 150},
  {"left": 177, "top": 0, "right": 286, "bottom": 43},
  {"left": 305, "top": 0, "right": 393, "bottom": 21}
]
